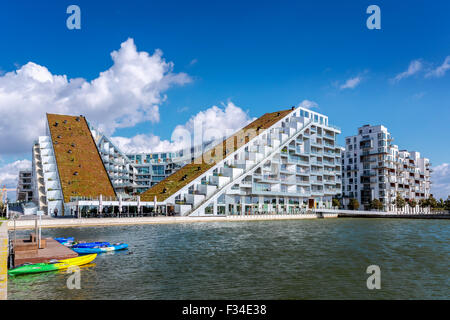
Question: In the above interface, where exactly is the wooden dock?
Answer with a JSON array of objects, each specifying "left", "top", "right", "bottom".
[{"left": 13, "top": 235, "right": 78, "bottom": 266}]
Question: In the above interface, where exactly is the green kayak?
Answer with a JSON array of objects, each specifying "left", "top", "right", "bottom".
[{"left": 8, "top": 254, "right": 97, "bottom": 276}]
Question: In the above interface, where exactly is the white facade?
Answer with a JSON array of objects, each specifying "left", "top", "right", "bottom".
[
  {"left": 31, "top": 133, "right": 64, "bottom": 215},
  {"left": 16, "top": 170, "right": 33, "bottom": 202},
  {"left": 342, "top": 124, "right": 431, "bottom": 212},
  {"left": 162, "top": 106, "right": 342, "bottom": 216}
]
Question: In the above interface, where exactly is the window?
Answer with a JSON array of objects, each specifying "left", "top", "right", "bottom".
[
  {"left": 152, "top": 165, "right": 164, "bottom": 175},
  {"left": 138, "top": 167, "right": 150, "bottom": 174},
  {"left": 136, "top": 155, "right": 142, "bottom": 164}
]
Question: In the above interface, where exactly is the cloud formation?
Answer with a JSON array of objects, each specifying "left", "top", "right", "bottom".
[
  {"left": 110, "top": 101, "right": 254, "bottom": 154},
  {"left": 339, "top": 76, "right": 362, "bottom": 90},
  {"left": 298, "top": 100, "right": 318, "bottom": 109},
  {"left": 431, "top": 163, "right": 450, "bottom": 200},
  {"left": 0, "top": 38, "right": 190, "bottom": 155},
  {"left": 391, "top": 60, "right": 423, "bottom": 83},
  {"left": 425, "top": 56, "right": 450, "bottom": 78}
]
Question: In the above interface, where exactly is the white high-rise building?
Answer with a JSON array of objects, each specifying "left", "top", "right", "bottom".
[{"left": 341, "top": 124, "right": 431, "bottom": 212}]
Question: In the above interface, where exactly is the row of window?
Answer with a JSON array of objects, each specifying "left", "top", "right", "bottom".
[{"left": 298, "top": 109, "right": 328, "bottom": 126}]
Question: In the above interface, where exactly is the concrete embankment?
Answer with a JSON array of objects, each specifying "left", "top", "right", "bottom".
[
  {"left": 337, "top": 210, "right": 450, "bottom": 219},
  {"left": 0, "top": 222, "right": 8, "bottom": 300},
  {"left": 7, "top": 213, "right": 337, "bottom": 230}
]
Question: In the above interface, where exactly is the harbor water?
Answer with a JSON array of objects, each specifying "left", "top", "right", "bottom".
[{"left": 7, "top": 218, "right": 450, "bottom": 299}]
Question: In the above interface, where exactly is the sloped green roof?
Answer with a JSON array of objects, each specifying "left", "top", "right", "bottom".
[
  {"left": 47, "top": 113, "right": 116, "bottom": 202},
  {"left": 140, "top": 109, "right": 292, "bottom": 201}
]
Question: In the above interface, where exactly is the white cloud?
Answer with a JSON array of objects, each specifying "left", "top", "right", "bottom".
[
  {"left": 177, "top": 106, "right": 189, "bottom": 113},
  {"left": 412, "top": 92, "right": 425, "bottom": 100},
  {"left": 298, "top": 100, "right": 318, "bottom": 109},
  {"left": 0, "top": 38, "right": 191, "bottom": 155},
  {"left": 0, "top": 159, "right": 31, "bottom": 190},
  {"left": 110, "top": 133, "right": 186, "bottom": 154},
  {"left": 110, "top": 101, "right": 254, "bottom": 154},
  {"left": 339, "top": 76, "right": 362, "bottom": 90},
  {"left": 425, "top": 56, "right": 450, "bottom": 78},
  {"left": 431, "top": 163, "right": 450, "bottom": 200},
  {"left": 391, "top": 60, "right": 423, "bottom": 83}
]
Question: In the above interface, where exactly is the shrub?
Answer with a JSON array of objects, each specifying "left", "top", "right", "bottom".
[
  {"left": 348, "top": 198, "right": 359, "bottom": 210},
  {"left": 370, "top": 199, "right": 383, "bottom": 211},
  {"left": 332, "top": 198, "right": 341, "bottom": 208}
]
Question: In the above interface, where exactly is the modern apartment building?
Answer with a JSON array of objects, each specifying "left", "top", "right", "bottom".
[
  {"left": 341, "top": 125, "right": 431, "bottom": 211},
  {"left": 126, "top": 152, "right": 183, "bottom": 193},
  {"left": 28, "top": 107, "right": 342, "bottom": 216},
  {"left": 140, "top": 106, "right": 343, "bottom": 216},
  {"left": 16, "top": 170, "right": 33, "bottom": 202}
]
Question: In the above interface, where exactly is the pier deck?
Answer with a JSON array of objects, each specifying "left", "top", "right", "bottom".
[{"left": 14, "top": 238, "right": 78, "bottom": 266}]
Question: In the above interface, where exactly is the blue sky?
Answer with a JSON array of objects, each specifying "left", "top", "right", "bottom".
[{"left": 0, "top": 0, "right": 449, "bottom": 198}]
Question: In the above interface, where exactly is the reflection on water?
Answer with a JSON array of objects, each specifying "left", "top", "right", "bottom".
[{"left": 8, "top": 219, "right": 450, "bottom": 299}]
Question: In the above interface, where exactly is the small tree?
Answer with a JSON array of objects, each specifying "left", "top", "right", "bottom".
[
  {"left": 394, "top": 193, "right": 406, "bottom": 212},
  {"left": 332, "top": 198, "right": 341, "bottom": 209},
  {"left": 348, "top": 198, "right": 360, "bottom": 211},
  {"left": 428, "top": 196, "right": 438, "bottom": 210},
  {"left": 0, "top": 201, "right": 4, "bottom": 217},
  {"left": 408, "top": 199, "right": 417, "bottom": 213},
  {"left": 419, "top": 199, "right": 427, "bottom": 208},
  {"left": 370, "top": 199, "right": 383, "bottom": 211},
  {"left": 438, "top": 198, "right": 445, "bottom": 209},
  {"left": 445, "top": 196, "right": 450, "bottom": 211}
]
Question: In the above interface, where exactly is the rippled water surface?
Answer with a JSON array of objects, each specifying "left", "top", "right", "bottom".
[{"left": 8, "top": 218, "right": 450, "bottom": 299}]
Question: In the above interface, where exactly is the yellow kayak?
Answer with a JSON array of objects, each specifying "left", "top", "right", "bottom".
[
  {"left": 53, "top": 254, "right": 97, "bottom": 270},
  {"left": 9, "top": 254, "right": 97, "bottom": 276}
]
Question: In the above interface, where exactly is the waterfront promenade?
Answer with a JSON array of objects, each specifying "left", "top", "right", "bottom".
[
  {"left": 0, "top": 222, "right": 7, "bottom": 300},
  {"left": 6, "top": 213, "right": 337, "bottom": 230},
  {"left": 6, "top": 209, "right": 450, "bottom": 230}
]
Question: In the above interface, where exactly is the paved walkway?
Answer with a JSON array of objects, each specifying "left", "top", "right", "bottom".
[
  {"left": 7, "top": 213, "right": 337, "bottom": 230},
  {"left": 0, "top": 222, "right": 7, "bottom": 300}
]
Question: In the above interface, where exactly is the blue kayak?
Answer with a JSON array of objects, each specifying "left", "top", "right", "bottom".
[
  {"left": 55, "top": 237, "right": 74, "bottom": 243},
  {"left": 72, "top": 243, "right": 128, "bottom": 254},
  {"left": 71, "top": 242, "right": 110, "bottom": 248}
]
